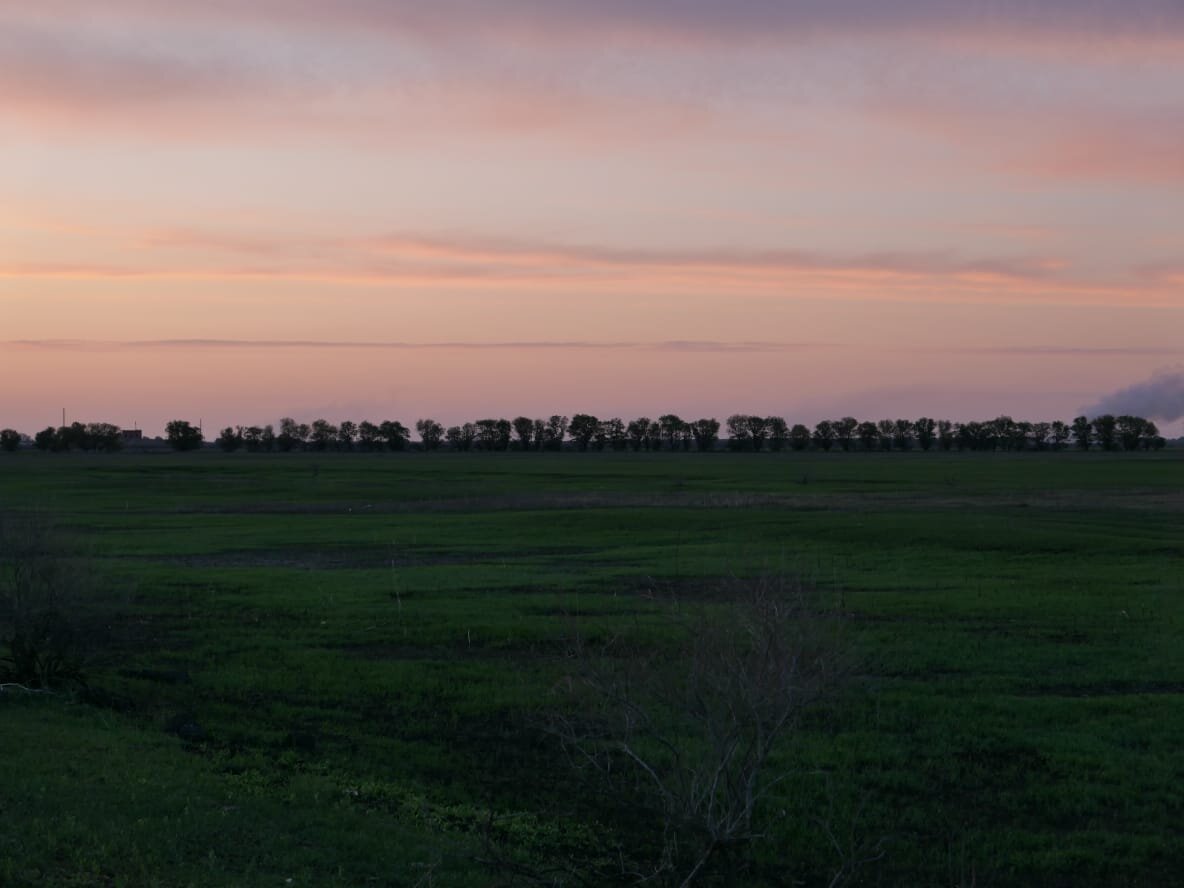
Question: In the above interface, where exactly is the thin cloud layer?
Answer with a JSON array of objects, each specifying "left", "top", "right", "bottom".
[
  {"left": 4, "top": 1, "right": 1182, "bottom": 189},
  {"left": 10, "top": 2, "right": 1184, "bottom": 46}
]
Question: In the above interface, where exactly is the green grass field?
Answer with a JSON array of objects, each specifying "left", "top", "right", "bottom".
[{"left": 2, "top": 452, "right": 1182, "bottom": 886}]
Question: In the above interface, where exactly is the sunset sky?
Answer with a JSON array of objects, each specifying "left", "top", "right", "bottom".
[{"left": 3, "top": 1, "right": 1182, "bottom": 436}]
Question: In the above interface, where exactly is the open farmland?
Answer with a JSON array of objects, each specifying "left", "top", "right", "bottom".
[{"left": 2, "top": 451, "right": 1183, "bottom": 886}]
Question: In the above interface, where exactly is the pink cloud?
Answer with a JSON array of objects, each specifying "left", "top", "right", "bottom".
[
  {"left": 4, "top": 2, "right": 1180, "bottom": 176},
  {"left": 869, "top": 92, "right": 1184, "bottom": 184},
  {"left": 4, "top": 226, "right": 1176, "bottom": 306},
  {"left": 1007, "top": 126, "right": 1184, "bottom": 184}
]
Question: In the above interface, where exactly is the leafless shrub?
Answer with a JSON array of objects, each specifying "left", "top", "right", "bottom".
[{"left": 548, "top": 574, "right": 848, "bottom": 886}]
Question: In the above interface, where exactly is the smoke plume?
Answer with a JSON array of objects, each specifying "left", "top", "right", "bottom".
[{"left": 1085, "top": 367, "right": 1184, "bottom": 422}]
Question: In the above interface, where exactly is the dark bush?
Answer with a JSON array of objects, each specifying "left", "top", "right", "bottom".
[{"left": 0, "top": 514, "right": 93, "bottom": 690}]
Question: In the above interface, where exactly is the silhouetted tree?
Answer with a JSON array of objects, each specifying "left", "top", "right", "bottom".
[
  {"left": 592, "top": 420, "right": 609, "bottom": 451},
  {"left": 445, "top": 423, "right": 476, "bottom": 451},
  {"left": 892, "top": 419, "right": 914, "bottom": 451},
  {"left": 0, "top": 429, "right": 20, "bottom": 452},
  {"left": 42, "top": 422, "right": 123, "bottom": 452},
  {"left": 812, "top": 420, "right": 836, "bottom": 452},
  {"left": 1030, "top": 422, "right": 1051, "bottom": 451},
  {"left": 34, "top": 428, "right": 57, "bottom": 451},
  {"left": 989, "top": 416, "right": 1018, "bottom": 451},
  {"left": 336, "top": 420, "right": 357, "bottom": 451},
  {"left": 165, "top": 420, "right": 204, "bottom": 451},
  {"left": 876, "top": 420, "right": 894, "bottom": 451},
  {"left": 542, "top": 415, "right": 568, "bottom": 451},
  {"left": 59, "top": 423, "right": 88, "bottom": 451},
  {"left": 1071, "top": 416, "right": 1092, "bottom": 450},
  {"left": 242, "top": 426, "right": 266, "bottom": 452},
  {"left": 627, "top": 417, "right": 652, "bottom": 452},
  {"left": 725, "top": 414, "right": 750, "bottom": 451},
  {"left": 857, "top": 421, "right": 879, "bottom": 452},
  {"left": 690, "top": 418, "right": 720, "bottom": 452},
  {"left": 982, "top": 416, "right": 1005, "bottom": 450},
  {"left": 416, "top": 418, "right": 444, "bottom": 451},
  {"left": 1015, "top": 421, "right": 1035, "bottom": 451},
  {"left": 654, "top": 414, "right": 683, "bottom": 452},
  {"left": 475, "top": 419, "right": 501, "bottom": 451},
  {"left": 569, "top": 414, "right": 600, "bottom": 451},
  {"left": 1117, "top": 415, "right": 1147, "bottom": 451},
  {"left": 1143, "top": 421, "right": 1165, "bottom": 450},
  {"left": 380, "top": 420, "right": 410, "bottom": 451},
  {"left": 277, "top": 417, "right": 306, "bottom": 452},
  {"left": 275, "top": 421, "right": 294, "bottom": 454},
  {"left": 789, "top": 423, "right": 811, "bottom": 452},
  {"left": 1092, "top": 414, "right": 1118, "bottom": 451},
  {"left": 512, "top": 416, "right": 534, "bottom": 451},
  {"left": 216, "top": 427, "right": 243, "bottom": 452},
  {"left": 937, "top": 420, "right": 955, "bottom": 451},
  {"left": 466, "top": 422, "right": 483, "bottom": 450},
  {"left": 914, "top": 417, "right": 936, "bottom": 451},
  {"left": 834, "top": 417, "right": 857, "bottom": 452},
  {"left": 601, "top": 417, "right": 627, "bottom": 451},
  {"left": 745, "top": 415, "right": 770, "bottom": 452},
  {"left": 29, "top": 422, "right": 121, "bottom": 452},
  {"left": 767, "top": 417, "right": 788, "bottom": 452},
  {"left": 276, "top": 417, "right": 296, "bottom": 452},
  {"left": 308, "top": 419, "right": 336, "bottom": 451},
  {"left": 51, "top": 424, "right": 76, "bottom": 451},
  {"left": 645, "top": 420, "right": 661, "bottom": 451},
  {"left": 357, "top": 421, "right": 382, "bottom": 451},
  {"left": 958, "top": 421, "right": 981, "bottom": 451},
  {"left": 1049, "top": 420, "right": 1070, "bottom": 451}
]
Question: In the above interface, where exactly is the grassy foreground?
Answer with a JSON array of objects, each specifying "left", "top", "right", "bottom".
[{"left": 2, "top": 451, "right": 1182, "bottom": 886}]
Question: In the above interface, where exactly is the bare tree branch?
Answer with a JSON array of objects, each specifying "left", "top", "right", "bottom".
[{"left": 546, "top": 574, "right": 848, "bottom": 885}]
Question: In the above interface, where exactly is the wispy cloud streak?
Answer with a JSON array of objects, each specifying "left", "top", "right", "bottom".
[
  {"left": 1, "top": 338, "right": 835, "bottom": 353},
  {"left": 6, "top": 225, "right": 1177, "bottom": 306},
  {"left": 0, "top": 228, "right": 1069, "bottom": 279}
]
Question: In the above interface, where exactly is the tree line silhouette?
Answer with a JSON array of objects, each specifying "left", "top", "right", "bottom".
[{"left": 1, "top": 413, "right": 1167, "bottom": 454}]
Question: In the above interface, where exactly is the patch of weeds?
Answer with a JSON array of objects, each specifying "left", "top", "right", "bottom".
[{"left": 0, "top": 513, "right": 92, "bottom": 690}]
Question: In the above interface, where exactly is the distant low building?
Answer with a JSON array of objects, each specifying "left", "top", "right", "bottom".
[{"left": 121, "top": 429, "right": 143, "bottom": 443}]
